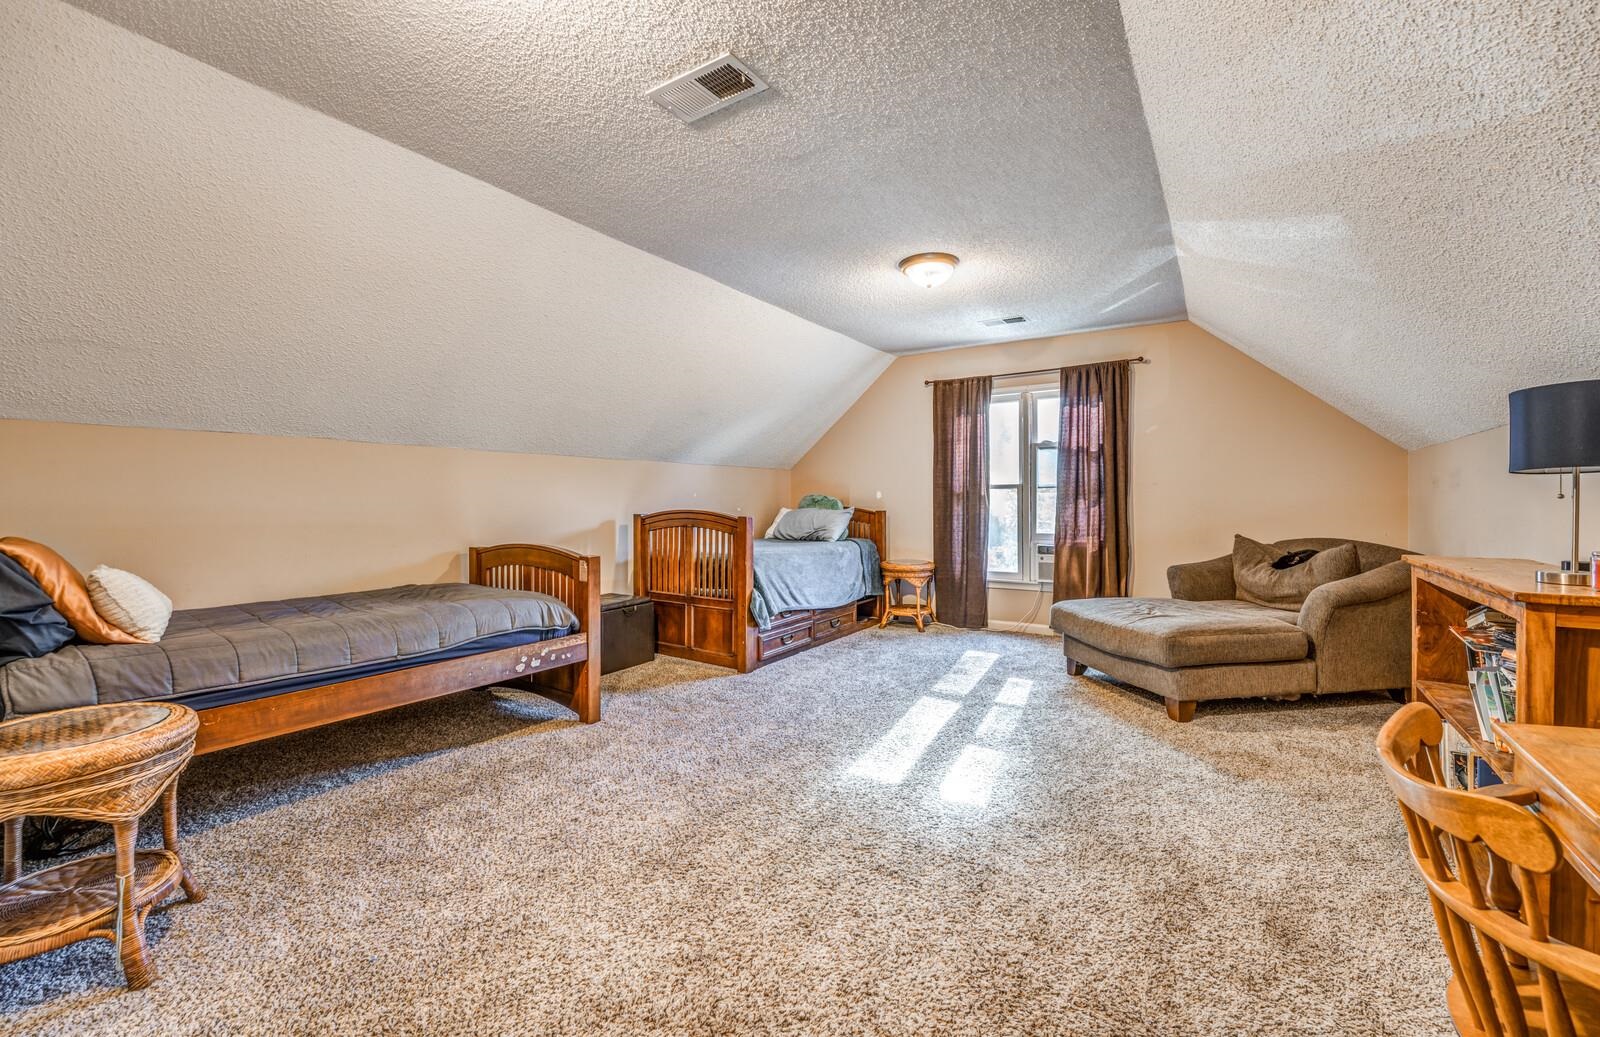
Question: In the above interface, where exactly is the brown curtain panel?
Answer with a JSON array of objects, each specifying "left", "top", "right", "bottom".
[
  {"left": 933, "top": 376, "right": 992, "bottom": 628},
  {"left": 1054, "top": 361, "right": 1131, "bottom": 600}
]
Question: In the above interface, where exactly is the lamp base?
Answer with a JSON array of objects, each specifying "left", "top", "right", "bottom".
[{"left": 1535, "top": 568, "right": 1590, "bottom": 586}]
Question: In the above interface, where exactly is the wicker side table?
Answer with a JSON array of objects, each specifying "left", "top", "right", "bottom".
[
  {"left": 879, "top": 559, "right": 937, "bottom": 632},
  {"left": 0, "top": 703, "right": 204, "bottom": 990}
]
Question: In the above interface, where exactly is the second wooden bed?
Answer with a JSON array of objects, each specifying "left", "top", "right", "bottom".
[{"left": 633, "top": 508, "right": 886, "bottom": 672}]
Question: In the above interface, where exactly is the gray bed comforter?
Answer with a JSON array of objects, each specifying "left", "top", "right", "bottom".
[
  {"left": 750, "top": 537, "right": 882, "bottom": 629},
  {"left": 0, "top": 583, "right": 577, "bottom": 718}
]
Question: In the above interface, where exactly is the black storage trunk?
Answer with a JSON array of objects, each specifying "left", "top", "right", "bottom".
[{"left": 599, "top": 593, "right": 654, "bottom": 675}]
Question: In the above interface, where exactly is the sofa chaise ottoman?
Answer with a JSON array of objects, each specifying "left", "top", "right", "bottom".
[{"left": 1049, "top": 537, "right": 1412, "bottom": 722}]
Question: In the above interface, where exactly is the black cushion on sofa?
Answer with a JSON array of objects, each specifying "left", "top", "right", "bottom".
[{"left": 0, "top": 553, "right": 75, "bottom": 667}]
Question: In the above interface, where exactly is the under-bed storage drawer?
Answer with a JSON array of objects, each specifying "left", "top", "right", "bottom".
[
  {"left": 810, "top": 603, "right": 859, "bottom": 642},
  {"left": 758, "top": 613, "right": 812, "bottom": 661}
]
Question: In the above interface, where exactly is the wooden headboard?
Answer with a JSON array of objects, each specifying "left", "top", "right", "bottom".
[
  {"left": 847, "top": 507, "right": 888, "bottom": 560},
  {"left": 469, "top": 543, "right": 598, "bottom": 630}
]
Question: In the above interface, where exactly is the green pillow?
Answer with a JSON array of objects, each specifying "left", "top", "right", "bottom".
[{"left": 797, "top": 493, "right": 844, "bottom": 511}]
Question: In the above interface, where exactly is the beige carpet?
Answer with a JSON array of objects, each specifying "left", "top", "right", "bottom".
[{"left": 1, "top": 626, "right": 1451, "bottom": 1035}]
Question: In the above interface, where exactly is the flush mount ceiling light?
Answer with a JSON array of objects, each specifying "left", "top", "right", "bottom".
[{"left": 898, "top": 252, "right": 959, "bottom": 289}]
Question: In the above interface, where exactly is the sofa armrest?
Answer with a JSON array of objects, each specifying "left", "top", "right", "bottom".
[
  {"left": 1305, "top": 560, "right": 1408, "bottom": 630},
  {"left": 1298, "top": 560, "right": 1411, "bottom": 648},
  {"left": 1167, "top": 554, "right": 1235, "bottom": 601}
]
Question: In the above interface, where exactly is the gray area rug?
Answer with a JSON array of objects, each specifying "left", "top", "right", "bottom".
[{"left": 0, "top": 627, "right": 1451, "bottom": 1035}]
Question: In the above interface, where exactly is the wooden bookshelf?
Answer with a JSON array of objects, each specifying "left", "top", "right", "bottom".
[
  {"left": 1409, "top": 555, "right": 1600, "bottom": 778},
  {"left": 1407, "top": 555, "right": 1600, "bottom": 949},
  {"left": 1413, "top": 678, "right": 1513, "bottom": 776}
]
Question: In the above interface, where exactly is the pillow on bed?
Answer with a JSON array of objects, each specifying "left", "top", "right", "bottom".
[
  {"left": 0, "top": 537, "right": 144, "bottom": 644},
  {"left": 0, "top": 553, "right": 75, "bottom": 667},
  {"left": 767, "top": 507, "right": 855, "bottom": 542},
  {"left": 87, "top": 565, "right": 173, "bottom": 642},
  {"left": 797, "top": 493, "right": 844, "bottom": 511}
]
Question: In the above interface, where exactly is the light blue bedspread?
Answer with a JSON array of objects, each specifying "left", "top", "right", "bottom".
[{"left": 750, "top": 538, "right": 882, "bottom": 629}]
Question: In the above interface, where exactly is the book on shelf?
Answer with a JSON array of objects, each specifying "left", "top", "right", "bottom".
[
  {"left": 1491, "top": 668, "right": 1516, "bottom": 721},
  {"left": 1439, "top": 718, "right": 1503, "bottom": 790},
  {"left": 1467, "top": 667, "right": 1513, "bottom": 751},
  {"left": 1442, "top": 721, "right": 1472, "bottom": 790},
  {"left": 1466, "top": 604, "right": 1516, "bottom": 632}
]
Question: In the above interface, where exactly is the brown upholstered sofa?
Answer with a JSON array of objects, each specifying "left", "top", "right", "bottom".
[{"left": 1049, "top": 538, "right": 1411, "bottom": 722}]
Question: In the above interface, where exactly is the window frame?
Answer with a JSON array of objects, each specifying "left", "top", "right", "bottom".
[{"left": 987, "top": 383, "right": 1059, "bottom": 587}]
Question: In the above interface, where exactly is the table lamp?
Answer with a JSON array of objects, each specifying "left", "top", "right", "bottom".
[{"left": 1509, "top": 378, "right": 1600, "bottom": 585}]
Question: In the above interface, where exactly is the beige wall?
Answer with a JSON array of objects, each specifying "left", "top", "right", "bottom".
[
  {"left": 1409, "top": 424, "right": 1599, "bottom": 565},
  {"left": 791, "top": 320, "right": 1411, "bottom": 625},
  {"left": 0, "top": 420, "right": 789, "bottom": 609}
]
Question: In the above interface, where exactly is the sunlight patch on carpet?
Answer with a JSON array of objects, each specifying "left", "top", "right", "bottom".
[
  {"left": 930, "top": 650, "right": 1000, "bottom": 697},
  {"left": 847, "top": 695, "right": 962, "bottom": 784},
  {"left": 939, "top": 744, "right": 1006, "bottom": 807}
]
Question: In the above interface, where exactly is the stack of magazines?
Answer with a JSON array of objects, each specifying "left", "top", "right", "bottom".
[
  {"left": 1467, "top": 667, "right": 1516, "bottom": 750},
  {"left": 1451, "top": 605, "right": 1518, "bottom": 751}
]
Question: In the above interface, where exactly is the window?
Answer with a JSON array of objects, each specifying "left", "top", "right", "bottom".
[{"left": 988, "top": 386, "right": 1059, "bottom": 583}]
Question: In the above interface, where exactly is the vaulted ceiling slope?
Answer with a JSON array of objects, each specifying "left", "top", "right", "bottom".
[
  {"left": 1120, "top": 0, "right": 1600, "bottom": 450},
  {"left": 64, "top": 0, "right": 1185, "bottom": 354},
  {"left": 1, "top": 1, "right": 889, "bottom": 470}
]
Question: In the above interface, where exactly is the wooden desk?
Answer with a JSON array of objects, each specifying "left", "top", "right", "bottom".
[{"left": 1498, "top": 722, "right": 1600, "bottom": 947}]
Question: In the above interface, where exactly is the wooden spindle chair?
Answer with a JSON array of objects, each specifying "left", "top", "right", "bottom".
[{"left": 1377, "top": 702, "right": 1600, "bottom": 1035}]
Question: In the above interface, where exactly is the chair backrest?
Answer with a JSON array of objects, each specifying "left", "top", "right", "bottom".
[{"left": 1376, "top": 703, "right": 1600, "bottom": 1035}]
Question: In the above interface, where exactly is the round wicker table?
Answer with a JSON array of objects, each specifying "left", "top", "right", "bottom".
[
  {"left": 0, "top": 703, "right": 203, "bottom": 990},
  {"left": 879, "top": 559, "right": 937, "bottom": 631}
]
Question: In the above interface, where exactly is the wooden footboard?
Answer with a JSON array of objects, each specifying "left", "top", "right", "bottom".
[
  {"left": 470, "top": 543, "right": 603, "bottom": 724},
  {"left": 633, "top": 507, "right": 888, "bottom": 673},
  {"left": 193, "top": 544, "right": 601, "bottom": 753},
  {"left": 633, "top": 510, "right": 754, "bottom": 671}
]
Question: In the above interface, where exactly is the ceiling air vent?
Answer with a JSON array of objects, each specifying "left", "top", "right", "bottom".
[
  {"left": 979, "top": 316, "right": 1029, "bottom": 328},
  {"left": 647, "top": 54, "right": 769, "bottom": 123}
]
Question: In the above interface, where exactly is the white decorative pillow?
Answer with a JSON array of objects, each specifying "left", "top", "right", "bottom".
[
  {"left": 764, "top": 508, "right": 791, "bottom": 538},
  {"left": 86, "top": 565, "right": 173, "bottom": 642}
]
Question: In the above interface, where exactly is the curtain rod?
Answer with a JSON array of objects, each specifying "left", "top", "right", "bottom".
[{"left": 922, "top": 356, "right": 1150, "bottom": 387}]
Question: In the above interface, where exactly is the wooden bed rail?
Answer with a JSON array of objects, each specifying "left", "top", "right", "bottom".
[
  {"left": 633, "top": 510, "right": 754, "bottom": 671},
  {"left": 469, "top": 543, "right": 602, "bottom": 723}
]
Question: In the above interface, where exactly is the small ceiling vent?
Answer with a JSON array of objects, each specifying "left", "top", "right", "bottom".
[
  {"left": 979, "top": 315, "right": 1029, "bottom": 328},
  {"left": 647, "top": 54, "right": 769, "bottom": 123}
]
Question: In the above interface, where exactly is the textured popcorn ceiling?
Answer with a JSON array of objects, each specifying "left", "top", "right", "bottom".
[
  {"left": 64, "top": 0, "right": 1186, "bottom": 354},
  {"left": 1120, "top": 0, "right": 1600, "bottom": 449},
  {"left": 1, "top": 2, "right": 889, "bottom": 470},
  {"left": 16, "top": 0, "right": 1599, "bottom": 458}
]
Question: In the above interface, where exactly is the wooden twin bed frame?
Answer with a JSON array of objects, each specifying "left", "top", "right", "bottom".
[
  {"left": 633, "top": 508, "right": 887, "bottom": 673},
  {"left": 193, "top": 544, "right": 601, "bottom": 754}
]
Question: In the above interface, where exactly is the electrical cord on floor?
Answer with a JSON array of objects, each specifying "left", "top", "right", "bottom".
[{"left": 1003, "top": 582, "right": 1050, "bottom": 634}]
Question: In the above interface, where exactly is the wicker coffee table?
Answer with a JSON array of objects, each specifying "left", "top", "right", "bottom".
[{"left": 0, "top": 703, "right": 204, "bottom": 990}]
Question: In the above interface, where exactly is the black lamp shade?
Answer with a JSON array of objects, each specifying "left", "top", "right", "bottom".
[{"left": 1509, "top": 379, "right": 1600, "bottom": 474}]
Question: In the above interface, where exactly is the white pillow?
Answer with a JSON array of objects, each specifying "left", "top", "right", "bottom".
[
  {"left": 86, "top": 565, "right": 173, "bottom": 642},
  {"left": 764, "top": 508, "right": 790, "bottom": 538}
]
